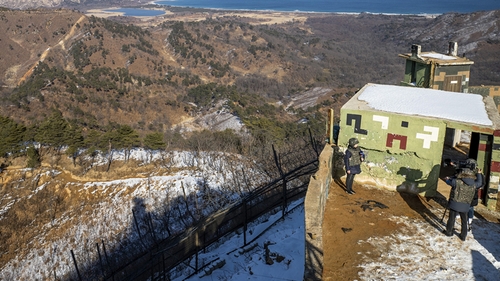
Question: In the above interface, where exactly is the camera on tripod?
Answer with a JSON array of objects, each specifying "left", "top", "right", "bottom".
[{"left": 443, "top": 158, "right": 477, "bottom": 172}]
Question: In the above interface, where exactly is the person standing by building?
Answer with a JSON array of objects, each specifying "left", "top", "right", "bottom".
[
  {"left": 445, "top": 158, "right": 484, "bottom": 232},
  {"left": 462, "top": 159, "right": 484, "bottom": 231},
  {"left": 343, "top": 137, "right": 365, "bottom": 195},
  {"left": 443, "top": 167, "right": 483, "bottom": 241}
]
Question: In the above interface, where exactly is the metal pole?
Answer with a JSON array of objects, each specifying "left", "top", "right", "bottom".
[
  {"left": 102, "top": 241, "right": 115, "bottom": 281},
  {"left": 96, "top": 242, "right": 105, "bottom": 278},
  {"left": 70, "top": 250, "right": 82, "bottom": 281},
  {"left": 243, "top": 199, "right": 248, "bottom": 246},
  {"left": 440, "top": 207, "right": 447, "bottom": 223}
]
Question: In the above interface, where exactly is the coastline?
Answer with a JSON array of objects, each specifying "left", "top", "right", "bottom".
[
  {"left": 84, "top": 4, "right": 440, "bottom": 25},
  {"left": 85, "top": 6, "right": 316, "bottom": 25},
  {"left": 85, "top": 7, "right": 173, "bottom": 19},
  {"left": 150, "top": 0, "right": 443, "bottom": 17},
  {"left": 85, "top": 7, "right": 124, "bottom": 18}
]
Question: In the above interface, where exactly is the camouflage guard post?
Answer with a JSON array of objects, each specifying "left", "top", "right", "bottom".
[{"left": 337, "top": 83, "right": 500, "bottom": 211}]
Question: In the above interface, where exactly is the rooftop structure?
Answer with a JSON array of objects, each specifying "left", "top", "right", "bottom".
[{"left": 399, "top": 42, "right": 474, "bottom": 92}]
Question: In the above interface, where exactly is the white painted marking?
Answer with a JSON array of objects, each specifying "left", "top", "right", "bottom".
[
  {"left": 416, "top": 126, "right": 439, "bottom": 149},
  {"left": 373, "top": 115, "right": 389, "bottom": 130}
]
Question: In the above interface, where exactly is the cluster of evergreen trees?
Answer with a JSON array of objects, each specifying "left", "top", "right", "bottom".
[{"left": 0, "top": 110, "right": 165, "bottom": 168}]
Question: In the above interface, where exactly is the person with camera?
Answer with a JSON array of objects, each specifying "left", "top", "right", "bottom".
[
  {"left": 443, "top": 165, "right": 483, "bottom": 241},
  {"left": 445, "top": 158, "right": 484, "bottom": 231},
  {"left": 343, "top": 137, "right": 365, "bottom": 195}
]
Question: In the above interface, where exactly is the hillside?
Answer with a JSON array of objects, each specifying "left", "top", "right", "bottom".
[
  {"left": 0, "top": 0, "right": 139, "bottom": 10},
  {"left": 0, "top": 8, "right": 499, "bottom": 140},
  {"left": 0, "top": 6, "right": 500, "bottom": 280}
]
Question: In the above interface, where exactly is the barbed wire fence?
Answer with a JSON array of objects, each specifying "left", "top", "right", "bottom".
[{"left": 66, "top": 132, "right": 321, "bottom": 281}]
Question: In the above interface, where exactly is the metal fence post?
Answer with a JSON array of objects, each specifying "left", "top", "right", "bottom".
[
  {"left": 243, "top": 199, "right": 248, "bottom": 246},
  {"left": 70, "top": 250, "right": 82, "bottom": 281}
]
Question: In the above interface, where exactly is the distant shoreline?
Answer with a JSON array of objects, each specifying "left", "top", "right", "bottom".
[
  {"left": 149, "top": 0, "right": 443, "bottom": 17},
  {"left": 84, "top": 5, "right": 439, "bottom": 24},
  {"left": 85, "top": 7, "right": 172, "bottom": 19}
]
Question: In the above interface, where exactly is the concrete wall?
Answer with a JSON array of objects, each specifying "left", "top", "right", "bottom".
[
  {"left": 338, "top": 109, "right": 447, "bottom": 196},
  {"left": 304, "top": 144, "right": 334, "bottom": 280}
]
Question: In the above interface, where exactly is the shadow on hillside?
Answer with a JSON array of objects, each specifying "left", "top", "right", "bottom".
[
  {"left": 59, "top": 142, "right": 320, "bottom": 280},
  {"left": 68, "top": 197, "right": 158, "bottom": 280},
  {"left": 69, "top": 177, "right": 312, "bottom": 279}
]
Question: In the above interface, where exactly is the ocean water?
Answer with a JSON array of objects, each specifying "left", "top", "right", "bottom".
[{"left": 155, "top": 0, "right": 499, "bottom": 14}]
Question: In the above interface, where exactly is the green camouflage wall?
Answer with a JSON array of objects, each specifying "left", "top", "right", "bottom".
[
  {"left": 469, "top": 86, "right": 500, "bottom": 112},
  {"left": 432, "top": 64, "right": 471, "bottom": 91},
  {"left": 402, "top": 61, "right": 430, "bottom": 87},
  {"left": 481, "top": 133, "right": 499, "bottom": 211},
  {"left": 338, "top": 109, "right": 447, "bottom": 196},
  {"left": 468, "top": 86, "right": 500, "bottom": 210}
]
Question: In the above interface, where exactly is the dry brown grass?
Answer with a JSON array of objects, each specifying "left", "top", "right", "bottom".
[{"left": 0, "top": 151, "right": 171, "bottom": 268}]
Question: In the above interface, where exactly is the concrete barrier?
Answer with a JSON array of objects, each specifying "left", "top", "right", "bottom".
[{"left": 304, "top": 144, "right": 335, "bottom": 280}]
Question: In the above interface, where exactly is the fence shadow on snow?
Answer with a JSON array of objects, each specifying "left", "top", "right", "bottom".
[{"left": 66, "top": 139, "right": 321, "bottom": 280}]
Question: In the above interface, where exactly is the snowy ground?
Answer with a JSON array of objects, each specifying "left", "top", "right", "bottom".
[
  {"left": 172, "top": 200, "right": 306, "bottom": 281},
  {"left": 358, "top": 215, "right": 500, "bottom": 281},
  {"left": 0, "top": 149, "right": 268, "bottom": 280},
  {"left": 3, "top": 147, "right": 499, "bottom": 280},
  {"left": 173, "top": 201, "right": 500, "bottom": 281}
]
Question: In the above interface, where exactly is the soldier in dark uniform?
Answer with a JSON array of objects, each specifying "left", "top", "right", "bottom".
[
  {"left": 343, "top": 137, "right": 365, "bottom": 195},
  {"left": 443, "top": 167, "right": 483, "bottom": 241}
]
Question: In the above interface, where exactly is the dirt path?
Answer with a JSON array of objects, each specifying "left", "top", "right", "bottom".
[{"left": 16, "top": 15, "right": 87, "bottom": 85}]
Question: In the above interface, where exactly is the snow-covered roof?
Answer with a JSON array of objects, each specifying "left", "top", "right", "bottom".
[
  {"left": 398, "top": 51, "right": 474, "bottom": 65},
  {"left": 347, "top": 84, "right": 495, "bottom": 126},
  {"left": 421, "top": 53, "right": 456, "bottom": 60}
]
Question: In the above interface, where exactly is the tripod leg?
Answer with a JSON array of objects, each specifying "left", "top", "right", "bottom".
[{"left": 440, "top": 208, "right": 447, "bottom": 224}]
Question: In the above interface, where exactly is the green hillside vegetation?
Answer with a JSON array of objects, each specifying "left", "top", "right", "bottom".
[{"left": 0, "top": 8, "right": 499, "bottom": 169}]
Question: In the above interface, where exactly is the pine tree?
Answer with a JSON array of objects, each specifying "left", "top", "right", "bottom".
[
  {"left": 0, "top": 115, "right": 26, "bottom": 157},
  {"left": 143, "top": 132, "right": 166, "bottom": 162},
  {"left": 26, "top": 145, "right": 41, "bottom": 169},
  {"left": 116, "top": 125, "right": 140, "bottom": 162},
  {"left": 35, "top": 110, "right": 70, "bottom": 153},
  {"left": 65, "top": 123, "right": 84, "bottom": 166}
]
